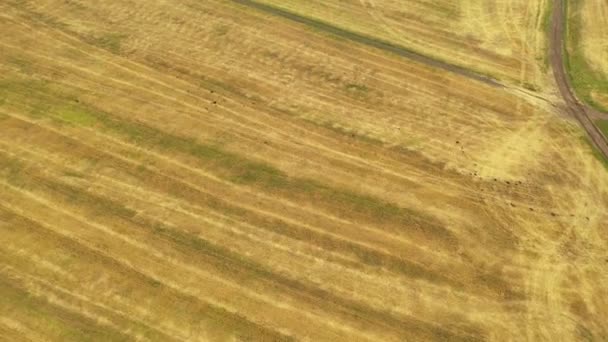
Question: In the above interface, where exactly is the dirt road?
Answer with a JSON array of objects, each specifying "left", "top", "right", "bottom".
[{"left": 550, "top": 0, "right": 608, "bottom": 158}]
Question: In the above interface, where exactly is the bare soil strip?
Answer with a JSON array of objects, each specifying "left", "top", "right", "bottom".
[{"left": 551, "top": 0, "right": 608, "bottom": 158}]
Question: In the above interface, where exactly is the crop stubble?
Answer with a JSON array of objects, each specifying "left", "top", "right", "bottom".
[{"left": 0, "top": 0, "right": 607, "bottom": 341}]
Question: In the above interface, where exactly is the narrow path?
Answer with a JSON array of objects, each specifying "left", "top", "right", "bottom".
[{"left": 550, "top": 0, "right": 608, "bottom": 158}]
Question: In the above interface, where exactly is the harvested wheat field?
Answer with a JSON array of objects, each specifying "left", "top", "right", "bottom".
[{"left": 0, "top": 0, "right": 607, "bottom": 341}]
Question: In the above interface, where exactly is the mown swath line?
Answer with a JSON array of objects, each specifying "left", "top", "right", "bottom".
[
  {"left": 2, "top": 105, "right": 516, "bottom": 302},
  {"left": 1, "top": 106, "right": 519, "bottom": 302},
  {"left": 0, "top": 264, "right": 179, "bottom": 342},
  {"left": 228, "top": 0, "right": 502, "bottom": 87},
  {"left": 0, "top": 211, "right": 183, "bottom": 342},
  {"left": 3, "top": 84, "right": 515, "bottom": 301},
  {"left": 2, "top": 29, "right": 502, "bottom": 207},
  {"left": 0, "top": 203, "right": 295, "bottom": 342},
  {"left": 0, "top": 275, "right": 132, "bottom": 341},
  {"left": 1, "top": 136, "right": 515, "bottom": 302},
  {"left": 0, "top": 83, "right": 457, "bottom": 248},
  {"left": 144, "top": 219, "right": 484, "bottom": 342},
  {"left": 1, "top": 111, "right": 463, "bottom": 276},
  {"left": 2, "top": 137, "right": 469, "bottom": 303},
  {"left": 0, "top": 149, "right": 482, "bottom": 341}
]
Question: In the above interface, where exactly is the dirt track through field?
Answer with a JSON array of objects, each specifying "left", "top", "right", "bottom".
[
  {"left": 230, "top": 0, "right": 502, "bottom": 87},
  {"left": 551, "top": 0, "right": 608, "bottom": 158}
]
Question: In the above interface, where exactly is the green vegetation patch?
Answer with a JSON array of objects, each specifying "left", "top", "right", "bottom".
[
  {"left": 565, "top": 0, "right": 608, "bottom": 112},
  {"left": 597, "top": 120, "right": 608, "bottom": 138},
  {"left": 522, "top": 82, "right": 540, "bottom": 92},
  {"left": 0, "top": 78, "right": 453, "bottom": 243},
  {"left": 46, "top": 102, "right": 444, "bottom": 236},
  {"left": 581, "top": 137, "right": 608, "bottom": 169},
  {"left": 86, "top": 33, "right": 128, "bottom": 54},
  {"left": 344, "top": 83, "right": 374, "bottom": 99},
  {"left": 303, "top": 118, "right": 382, "bottom": 146},
  {"left": 94, "top": 113, "right": 438, "bottom": 237},
  {"left": 345, "top": 83, "right": 369, "bottom": 93},
  {"left": 56, "top": 107, "right": 97, "bottom": 126}
]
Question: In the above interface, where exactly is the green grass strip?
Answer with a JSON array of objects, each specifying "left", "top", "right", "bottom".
[{"left": 564, "top": 0, "right": 608, "bottom": 112}]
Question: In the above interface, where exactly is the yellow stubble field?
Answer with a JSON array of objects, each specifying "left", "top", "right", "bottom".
[
  {"left": 245, "top": 0, "right": 551, "bottom": 88},
  {"left": 0, "top": 0, "right": 607, "bottom": 341}
]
